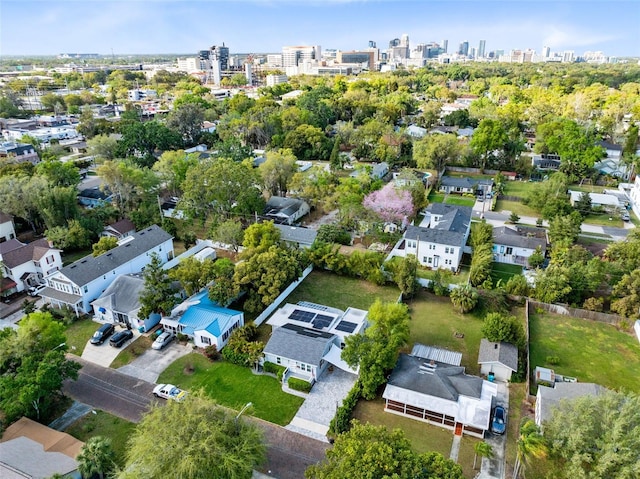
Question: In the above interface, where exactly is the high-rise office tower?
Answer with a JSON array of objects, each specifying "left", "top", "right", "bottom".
[
  {"left": 542, "top": 46, "right": 551, "bottom": 58},
  {"left": 458, "top": 41, "right": 469, "bottom": 56},
  {"left": 368, "top": 40, "right": 376, "bottom": 48},
  {"left": 478, "top": 40, "right": 486, "bottom": 58},
  {"left": 389, "top": 38, "right": 400, "bottom": 48},
  {"left": 400, "top": 33, "right": 410, "bottom": 48},
  {"left": 442, "top": 39, "right": 448, "bottom": 53},
  {"left": 282, "top": 45, "right": 321, "bottom": 67}
]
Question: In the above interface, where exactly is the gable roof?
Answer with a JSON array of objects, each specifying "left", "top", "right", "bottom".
[
  {"left": 440, "top": 176, "right": 493, "bottom": 189},
  {"left": 263, "top": 323, "right": 335, "bottom": 366},
  {"left": 177, "top": 290, "right": 242, "bottom": 337},
  {"left": 0, "top": 211, "right": 13, "bottom": 224},
  {"left": 493, "top": 226, "right": 547, "bottom": 251},
  {"left": 265, "top": 196, "right": 306, "bottom": 218},
  {"left": 105, "top": 218, "right": 136, "bottom": 235},
  {"left": 91, "top": 274, "right": 145, "bottom": 314},
  {"left": 405, "top": 204, "right": 471, "bottom": 247},
  {"left": 59, "top": 225, "right": 172, "bottom": 286},
  {"left": 273, "top": 224, "right": 318, "bottom": 246},
  {"left": 537, "top": 382, "right": 605, "bottom": 425},
  {"left": 1, "top": 417, "right": 84, "bottom": 458},
  {"left": 478, "top": 339, "right": 518, "bottom": 372},
  {"left": 1, "top": 239, "right": 56, "bottom": 269},
  {"left": 0, "top": 238, "right": 24, "bottom": 256}
]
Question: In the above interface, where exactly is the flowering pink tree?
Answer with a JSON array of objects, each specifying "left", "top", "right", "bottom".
[{"left": 363, "top": 182, "right": 414, "bottom": 226}]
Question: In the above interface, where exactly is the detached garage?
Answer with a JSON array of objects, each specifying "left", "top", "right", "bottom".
[{"left": 477, "top": 339, "right": 518, "bottom": 382}]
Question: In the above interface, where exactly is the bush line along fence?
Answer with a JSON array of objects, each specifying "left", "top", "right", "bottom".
[
  {"left": 527, "top": 299, "right": 631, "bottom": 330},
  {"left": 254, "top": 265, "right": 314, "bottom": 326}
]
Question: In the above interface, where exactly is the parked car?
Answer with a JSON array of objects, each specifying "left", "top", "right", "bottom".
[
  {"left": 621, "top": 211, "right": 630, "bottom": 222},
  {"left": 109, "top": 329, "right": 134, "bottom": 348},
  {"left": 27, "top": 285, "right": 46, "bottom": 297},
  {"left": 153, "top": 384, "right": 187, "bottom": 401},
  {"left": 90, "top": 323, "right": 116, "bottom": 345},
  {"left": 152, "top": 331, "right": 175, "bottom": 350},
  {"left": 491, "top": 405, "right": 507, "bottom": 435}
]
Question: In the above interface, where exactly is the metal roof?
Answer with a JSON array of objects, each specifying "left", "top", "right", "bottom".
[
  {"left": 411, "top": 344, "right": 462, "bottom": 366},
  {"left": 178, "top": 290, "right": 242, "bottom": 337}
]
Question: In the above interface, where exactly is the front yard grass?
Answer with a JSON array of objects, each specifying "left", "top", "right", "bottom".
[
  {"left": 445, "top": 196, "right": 476, "bottom": 207},
  {"left": 529, "top": 311, "right": 640, "bottom": 393},
  {"left": 65, "top": 318, "right": 99, "bottom": 356},
  {"left": 158, "top": 354, "right": 304, "bottom": 425},
  {"left": 353, "top": 398, "right": 478, "bottom": 478},
  {"left": 66, "top": 410, "right": 136, "bottom": 468},
  {"left": 494, "top": 199, "right": 539, "bottom": 217},
  {"left": 582, "top": 212, "right": 623, "bottom": 228},
  {"left": 283, "top": 270, "right": 400, "bottom": 311},
  {"left": 502, "top": 180, "right": 537, "bottom": 198},
  {"left": 404, "top": 290, "right": 485, "bottom": 375},
  {"left": 110, "top": 335, "right": 154, "bottom": 369}
]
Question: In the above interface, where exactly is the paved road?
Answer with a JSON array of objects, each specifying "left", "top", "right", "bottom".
[{"left": 64, "top": 356, "right": 329, "bottom": 479}]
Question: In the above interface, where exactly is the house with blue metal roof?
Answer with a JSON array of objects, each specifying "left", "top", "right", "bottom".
[{"left": 160, "top": 290, "right": 244, "bottom": 349}]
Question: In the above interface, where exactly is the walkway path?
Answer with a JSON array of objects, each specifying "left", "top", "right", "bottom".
[
  {"left": 449, "top": 435, "right": 461, "bottom": 461},
  {"left": 48, "top": 401, "right": 93, "bottom": 431}
]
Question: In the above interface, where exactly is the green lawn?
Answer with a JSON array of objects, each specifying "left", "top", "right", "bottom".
[
  {"left": 66, "top": 410, "right": 136, "bottom": 468},
  {"left": 62, "top": 248, "right": 93, "bottom": 266},
  {"left": 283, "top": 270, "right": 400, "bottom": 311},
  {"left": 502, "top": 181, "right": 537, "bottom": 198},
  {"left": 353, "top": 398, "right": 478, "bottom": 478},
  {"left": 404, "top": 290, "right": 485, "bottom": 374},
  {"left": 577, "top": 236, "right": 613, "bottom": 246},
  {"left": 582, "top": 212, "right": 623, "bottom": 228},
  {"left": 158, "top": 354, "right": 304, "bottom": 425},
  {"left": 110, "top": 335, "right": 154, "bottom": 369},
  {"left": 490, "top": 263, "right": 523, "bottom": 285},
  {"left": 65, "top": 318, "right": 99, "bottom": 356},
  {"left": 529, "top": 312, "right": 640, "bottom": 393},
  {"left": 494, "top": 199, "right": 539, "bottom": 217},
  {"left": 445, "top": 196, "right": 476, "bottom": 207},
  {"left": 428, "top": 192, "right": 445, "bottom": 203},
  {"left": 416, "top": 266, "right": 470, "bottom": 285}
]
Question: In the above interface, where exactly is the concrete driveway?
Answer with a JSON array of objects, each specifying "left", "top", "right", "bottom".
[
  {"left": 477, "top": 381, "right": 509, "bottom": 479},
  {"left": 117, "top": 341, "right": 192, "bottom": 383},
  {"left": 81, "top": 324, "right": 139, "bottom": 367}
]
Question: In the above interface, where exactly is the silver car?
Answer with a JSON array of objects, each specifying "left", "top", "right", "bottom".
[{"left": 152, "top": 331, "right": 175, "bottom": 350}]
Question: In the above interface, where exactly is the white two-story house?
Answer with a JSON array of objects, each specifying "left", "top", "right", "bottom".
[
  {"left": 0, "top": 212, "right": 16, "bottom": 243},
  {"left": 40, "top": 225, "right": 173, "bottom": 315},
  {"left": 0, "top": 238, "right": 62, "bottom": 296},
  {"left": 390, "top": 204, "right": 472, "bottom": 272}
]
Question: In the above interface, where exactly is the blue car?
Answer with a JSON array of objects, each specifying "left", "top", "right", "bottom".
[{"left": 491, "top": 406, "right": 507, "bottom": 435}]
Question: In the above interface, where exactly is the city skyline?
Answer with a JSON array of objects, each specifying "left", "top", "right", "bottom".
[{"left": 1, "top": 0, "right": 639, "bottom": 58}]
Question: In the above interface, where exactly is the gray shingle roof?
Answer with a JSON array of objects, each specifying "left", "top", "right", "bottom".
[
  {"left": 263, "top": 323, "right": 335, "bottom": 366},
  {"left": 60, "top": 225, "right": 172, "bottom": 286},
  {"left": 2, "top": 239, "right": 54, "bottom": 269},
  {"left": 537, "top": 382, "right": 605, "bottom": 425},
  {"left": 478, "top": 339, "right": 518, "bottom": 372},
  {"left": 91, "top": 274, "right": 144, "bottom": 314},
  {"left": 265, "top": 196, "right": 306, "bottom": 218},
  {"left": 405, "top": 204, "right": 471, "bottom": 248},
  {"left": 440, "top": 177, "right": 493, "bottom": 189},
  {"left": 493, "top": 226, "right": 547, "bottom": 251},
  {"left": 387, "top": 353, "right": 483, "bottom": 401},
  {"left": 273, "top": 224, "right": 318, "bottom": 246}
]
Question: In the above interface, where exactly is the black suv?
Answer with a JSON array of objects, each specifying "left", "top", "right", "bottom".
[
  {"left": 90, "top": 323, "right": 116, "bottom": 345},
  {"left": 109, "top": 330, "right": 134, "bottom": 348}
]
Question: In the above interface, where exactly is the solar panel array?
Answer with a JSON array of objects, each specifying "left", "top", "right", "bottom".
[
  {"left": 335, "top": 320, "right": 358, "bottom": 333},
  {"left": 288, "top": 309, "right": 337, "bottom": 330},
  {"left": 312, "top": 314, "right": 334, "bottom": 329},
  {"left": 288, "top": 309, "right": 315, "bottom": 323}
]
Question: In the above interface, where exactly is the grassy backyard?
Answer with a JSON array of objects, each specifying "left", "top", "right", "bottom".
[
  {"left": 353, "top": 398, "right": 478, "bottom": 478},
  {"left": 62, "top": 248, "right": 93, "bottom": 266},
  {"left": 282, "top": 270, "right": 400, "bottom": 311},
  {"left": 494, "top": 199, "right": 539, "bottom": 217},
  {"left": 158, "top": 354, "right": 304, "bottom": 425},
  {"left": 65, "top": 318, "right": 99, "bottom": 356},
  {"left": 582, "top": 212, "right": 623, "bottom": 228},
  {"left": 490, "top": 262, "right": 523, "bottom": 285},
  {"left": 427, "top": 191, "right": 476, "bottom": 207},
  {"left": 529, "top": 311, "right": 640, "bottom": 393},
  {"left": 416, "top": 266, "right": 470, "bottom": 285},
  {"left": 66, "top": 411, "right": 136, "bottom": 468}
]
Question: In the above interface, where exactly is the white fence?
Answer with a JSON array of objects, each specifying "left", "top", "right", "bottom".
[{"left": 253, "top": 265, "right": 314, "bottom": 326}]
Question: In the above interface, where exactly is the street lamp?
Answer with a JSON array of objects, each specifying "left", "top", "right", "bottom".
[{"left": 235, "top": 402, "right": 253, "bottom": 431}]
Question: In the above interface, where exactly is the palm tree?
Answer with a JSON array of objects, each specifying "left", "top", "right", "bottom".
[
  {"left": 76, "top": 436, "right": 115, "bottom": 479},
  {"left": 513, "top": 419, "right": 548, "bottom": 479},
  {"left": 473, "top": 441, "right": 494, "bottom": 470},
  {"left": 449, "top": 284, "right": 479, "bottom": 313}
]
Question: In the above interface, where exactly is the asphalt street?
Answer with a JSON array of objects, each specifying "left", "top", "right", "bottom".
[{"left": 63, "top": 356, "right": 329, "bottom": 479}]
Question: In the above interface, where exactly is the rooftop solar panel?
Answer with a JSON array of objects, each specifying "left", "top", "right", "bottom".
[
  {"left": 288, "top": 309, "right": 314, "bottom": 323},
  {"left": 312, "top": 315, "right": 333, "bottom": 329},
  {"left": 335, "top": 321, "right": 357, "bottom": 333}
]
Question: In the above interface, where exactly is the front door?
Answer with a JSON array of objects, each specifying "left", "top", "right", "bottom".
[{"left": 433, "top": 255, "right": 440, "bottom": 268}]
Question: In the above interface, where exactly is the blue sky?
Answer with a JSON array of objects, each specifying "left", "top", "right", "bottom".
[{"left": 1, "top": 1, "right": 639, "bottom": 57}]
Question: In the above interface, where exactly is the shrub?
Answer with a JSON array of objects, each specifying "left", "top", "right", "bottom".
[
  {"left": 328, "top": 381, "right": 362, "bottom": 436},
  {"left": 582, "top": 297, "right": 604, "bottom": 312},
  {"left": 316, "top": 225, "right": 352, "bottom": 245},
  {"left": 263, "top": 361, "right": 286, "bottom": 380},
  {"left": 288, "top": 377, "right": 312, "bottom": 392},
  {"left": 176, "top": 333, "right": 189, "bottom": 343},
  {"left": 203, "top": 345, "right": 220, "bottom": 361},
  {"left": 546, "top": 355, "right": 560, "bottom": 365}
]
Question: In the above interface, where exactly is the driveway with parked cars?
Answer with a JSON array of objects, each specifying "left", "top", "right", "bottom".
[
  {"left": 81, "top": 323, "right": 139, "bottom": 367},
  {"left": 117, "top": 341, "right": 192, "bottom": 383}
]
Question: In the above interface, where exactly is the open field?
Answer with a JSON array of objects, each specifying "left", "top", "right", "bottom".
[
  {"left": 158, "top": 354, "right": 304, "bottom": 425},
  {"left": 529, "top": 311, "right": 640, "bottom": 393},
  {"left": 282, "top": 270, "right": 400, "bottom": 311}
]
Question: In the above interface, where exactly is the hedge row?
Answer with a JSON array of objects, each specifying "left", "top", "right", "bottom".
[
  {"left": 328, "top": 380, "right": 362, "bottom": 436},
  {"left": 263, "top": 361, "right": 286, "bottom": 381},
  {"left": 288, "top": 377, "right": 312, "bottom": 392}
]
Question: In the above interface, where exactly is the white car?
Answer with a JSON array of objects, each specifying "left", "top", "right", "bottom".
[
  {"left": 152, "top": 331, "right": 174, "bottom": 350},
  {"left": 153, "top": 384, "right": 187, "bottom": 401}
]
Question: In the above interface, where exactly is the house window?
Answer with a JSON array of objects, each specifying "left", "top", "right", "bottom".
[
  {"left": 276, "top": 357, "right": 281, "bottom": 365},
  {"left": 46, "top": 255, "right": 54, "bottom": 265},
  {"left": 445, "top": 247, "right": 449, "bottom": 254},
  {"left": 427, "top": 257, "right": 432, "bottom": 264},
  {"left": 506, "top": 247, "right": 513, "bottom": 255},
  {"left": 500, "top": 246, "right": 505, "bottom": 254},
  {"left": 423, "top": 257, "right": 428, "bottom": 263},
  {"left": 83, "top": 285, "right": 88, "bottom": 293},
  {"left": 201, "top": 336, "right": 211, "bottom": 345}
]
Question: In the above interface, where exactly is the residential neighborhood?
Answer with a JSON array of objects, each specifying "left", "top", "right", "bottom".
[{"left": 1, "top": 3, "right": 640, "bottom": 479}]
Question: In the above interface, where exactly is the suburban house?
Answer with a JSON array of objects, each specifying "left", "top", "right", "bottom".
[
  {"left": 0, "top": 212, "right": 16, "bottom": 242},
  {"left": 78, "top": 186, "right": 113, "bottom": 208},
  {"left": 371, "top": 162, "right": 390, "bottom": 180},
  {"left": 101, "top": 218, "right": 136, "bottom": 239},
  {"left": 492, "top": 226, "right": 547, "bottom": 266},
  {"left": 629, "top": 175, "right": 640, "bottom": 219},
  {"left": 382, "top": 344, "right": 497, "bottom": 438},
  {"left": 594, "top": 141, "right": 630, "bottom": 180},
  {"left": 439, "top": 176, "right": 493, "bottom": 196},
  {"left": 568, "top": 190, "right": 624, "bottom": 211},
  {"left": 531, "top": 154, "right": 561, "bottom": 171},
  {"left": 0, "top": 141, "right": 40, "bottom": 164},
  {"left": 273, "top": 223, "right": 318, "bottom": 249},
  {"left": 264, "top": 196, "right": 310, "bottom": 225},
  {"left": 40, "top": 225, "right": 174, "bottom": 315},
  {"left": 406, "top": 124, "right": 427, "bottom": 138},
  {"left": 0, "top": 417, "right": 84, "bottom": 479},
  {"left": 160, "top": 289, "right": 244, "bottom": 349},
  {"left": 160, "top": 197, "right": 185, "bottom": 220},
  {"left": 263, "top": 302, "right": 369, "bottom": 383},
  {"left": 477, "top": 339, "right": 519, "bottom": 382},
  {"left": 389, "top": 203, "right": 472, "bottom": 271},
  {"left": 535, "top": 382, "right": 605, "bottom": 429},
  {"left": 91, "top": 273, "right": 162, "bottom": 332},
  {"left": 0, "top": 238, "right": 63, "bottom": 296}
]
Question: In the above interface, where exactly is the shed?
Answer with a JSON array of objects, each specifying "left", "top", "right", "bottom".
[{"left": 477, "top": 339, "right": 518, "bottom": 381}]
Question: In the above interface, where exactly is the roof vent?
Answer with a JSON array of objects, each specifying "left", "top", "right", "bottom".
[{"left": 419, "top": 360, "right": 437, "bottom": 375}]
